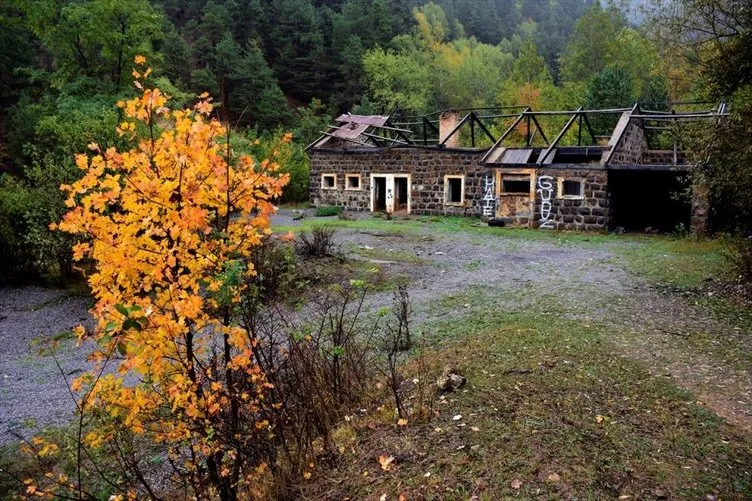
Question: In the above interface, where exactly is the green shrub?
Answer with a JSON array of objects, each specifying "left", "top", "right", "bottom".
[
  {"left": 243, "top": 129, "right": 310, "bottom": 204},
  {"left": 0, "top": 176, "right": 76, "bottom": 285},
  {"left": 315, "top": 205, "right": 343, "bottom": 217}
]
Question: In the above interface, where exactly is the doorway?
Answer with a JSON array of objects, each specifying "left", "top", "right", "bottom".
[
  {"left": 373, "top": 176, "right": 387, "bottom": 212},
  {"left": 394, "top": 176, "right": 409, "bottom": 213},
  {"left": 495, "top": 169, "right": 535, "bottom": 224},
  {"left": 370, "top": 174, "right": 411, "bottom": 214},
  {"left": 608, "top": 170, "right": 691, "bottom": 232}
]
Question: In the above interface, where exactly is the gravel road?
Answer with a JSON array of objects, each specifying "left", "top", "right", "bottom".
[{"left": 2, "top": 210, "right": 750, "bottom": 444}]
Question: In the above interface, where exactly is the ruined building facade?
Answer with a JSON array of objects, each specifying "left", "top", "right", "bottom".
[{"left": 307, "top": 106, "right": 724, "bottom": 234}]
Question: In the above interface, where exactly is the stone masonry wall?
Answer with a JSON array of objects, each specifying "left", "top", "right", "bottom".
[
  {"left": 309, "top": 148, "right": 489, "bottom": 216},
  {"left": 690, "top": 176, "right": 709, "bottom": 236},
  {"left": 533, "top": 168, "right": 610, "bottom": 231},
  {"left": 609, "top": 119, "right": 648, "bottom": 165},
  {"left": 641, "top": 150, "right": 686, "bottom": 165}
]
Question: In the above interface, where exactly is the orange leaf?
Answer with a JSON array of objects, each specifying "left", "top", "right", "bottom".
[{"left": 378, "top": 454, "right": 395, "bottom": 471}]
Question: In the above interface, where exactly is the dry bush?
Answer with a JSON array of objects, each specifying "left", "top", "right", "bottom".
[
  {"left": 295, "top": 225, "right": 337, "bottom": 258},
  {"left": 379, "top": 285, "right": 412, "bottom": 418},
  {"left": 238, "top": 279, "right": 380, "bottom": 495},
  {"left": 247, "top": 234, "right": 299, "bottom": 303}
]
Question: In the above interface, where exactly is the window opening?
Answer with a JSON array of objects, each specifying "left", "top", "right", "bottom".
[
  {"left": 346, "top": 175, "right": 361, "bottom": 190},
  {"left": 502, "top": 177, "right": 531, "bottom": 195},
  {"left": 322, "top": 174, "right": 336, "bottom": 189},
  {"left": 561, "top": 179, "right": 583, "bottom": 198},
  {"left": 445, "top": 176, "right": 464, "bottom": 204}
]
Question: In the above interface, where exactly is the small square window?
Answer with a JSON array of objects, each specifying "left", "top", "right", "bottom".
[
  {"left": 501, "top": 175, "right": 531, "bottom": 195},
  {"left": 321, "top": 174, "right": 337, "bottom": 189},
  {"left": 558, "top": 179, "right": 584, "bottom": 199},
  {"left": 345, "top": 174, "right": 361, "bottom": 190},
  {"left": 444, "top": 175, "right": 465, "bottom": 205}
]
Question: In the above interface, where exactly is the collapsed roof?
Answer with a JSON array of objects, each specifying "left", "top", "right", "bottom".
[
  {"left": 307, "top": 103, "right": 727, "bottom": 168},
  {"left": 308, "top": 113, "right": 412, "bottom": 149}
]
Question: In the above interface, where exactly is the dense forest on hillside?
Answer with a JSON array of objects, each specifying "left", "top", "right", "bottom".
[{"left": 0, "top": 0, "right": 728, "bottom": 283}]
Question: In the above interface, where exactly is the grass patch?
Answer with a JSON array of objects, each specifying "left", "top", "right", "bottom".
[
  {"left": 275, "top": 215, "right": 647, "bottom": 259},
  {"left": 614, "top": 235, "right": 730, "bottom": 289},
  {"left": 28, "top": 329, "right": 76, "bottom": 357},
  {"left": 464, "top": 260, "right": 482, "bottom": 271},
  {"left": 303, "top": 304, "right": 752, "bottom": 500}
]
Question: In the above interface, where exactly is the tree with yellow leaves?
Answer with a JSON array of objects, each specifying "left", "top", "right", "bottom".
[{"left": 46, "top": 56, "right": 289, "bottom": 500}]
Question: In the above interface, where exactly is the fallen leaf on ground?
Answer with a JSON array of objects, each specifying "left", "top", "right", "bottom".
[
  {"left": 397, "top": 418, "right": 408, "bottom": 427},
  {"left": 379, "top": 455, "right": 395, "bottom": 471}
]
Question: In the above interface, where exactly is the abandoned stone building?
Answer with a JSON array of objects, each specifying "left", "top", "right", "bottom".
[{"left": 306, "top": 104, "right": 727, "bottom": 233}]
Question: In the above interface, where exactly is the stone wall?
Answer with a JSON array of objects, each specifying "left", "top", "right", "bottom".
[
  {"left": 641, "top": 150, "right": 686, "bottom": 165},
  {"left": 608, "top": 119, "right": 648, "bottom": 165},
  {"left": 309, "top": 146, "right": 706, "bottom": 235},
  {"left": 309, "top": 148, "right": 488, "bottom": 216},
  {"left": 690, "top": 177, "right": 709, "bottom": 236},
  {"left": 532, "top": 169, "right": 610, "bottom": 231}
]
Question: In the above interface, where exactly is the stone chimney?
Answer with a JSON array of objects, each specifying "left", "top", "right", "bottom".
[{"left": 439, "top": 111, "right": 460, "bottom": 148}]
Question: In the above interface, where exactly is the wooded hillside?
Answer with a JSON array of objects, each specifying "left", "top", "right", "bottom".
[{"left": 0, "top": 0, "right": 701, "bottom": 283}]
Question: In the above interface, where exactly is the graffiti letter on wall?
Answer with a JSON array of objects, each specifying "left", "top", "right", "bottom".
[
  {"left": 537, "top": 175, "right": 555, "bottom": 229},
  {"left": 482, "top": 175, "right": 496, "bottom": 217}
]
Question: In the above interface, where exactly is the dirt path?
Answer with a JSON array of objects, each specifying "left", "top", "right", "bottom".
[
  {"left": 2, "top": 214, "right": 750, "bottom": 445},
  {"left": 327, "top": 220, "right": 752, "bottom": 434},
  {"left": 604, "top": 289, "right": 752, "bottom": 433}
]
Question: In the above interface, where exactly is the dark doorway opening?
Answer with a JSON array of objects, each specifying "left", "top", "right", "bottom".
[
  {"left": 373, "top": 176, "right": 387, "bottom": 211},
  {"left": 609, "top": 170, "right": 691, "bottom": 232},
  {"left": 395, "top": 177, "right": 409, "bottom": 212}
]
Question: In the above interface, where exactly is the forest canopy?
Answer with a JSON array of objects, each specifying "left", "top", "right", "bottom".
[{"left": 0, "top": 0, "right": 709, "bottom": 283}]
